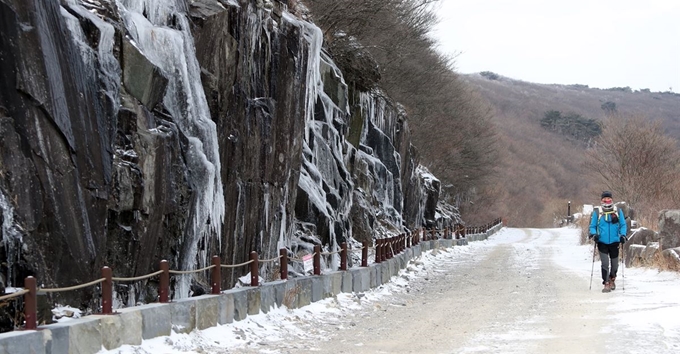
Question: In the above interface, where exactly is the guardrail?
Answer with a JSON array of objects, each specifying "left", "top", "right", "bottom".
[{"left": 0, "top": 218, "right": 502, "bottom": 331}]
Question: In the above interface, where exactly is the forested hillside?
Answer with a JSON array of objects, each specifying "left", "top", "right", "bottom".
[
  {"left": 302, "top": 0, "right": 680, "bottom": 227},
  {"left": 462, "top": 73, "right": 680, "bottom": 226}
]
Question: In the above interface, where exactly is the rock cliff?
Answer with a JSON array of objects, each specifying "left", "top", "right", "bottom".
[{"left": 0, "top": 0, "right": 459, "bottom": 316}]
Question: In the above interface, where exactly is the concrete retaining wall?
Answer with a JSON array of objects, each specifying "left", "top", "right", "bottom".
[{"left": 0, "top": 226, "right": 502, "bottom": 354}]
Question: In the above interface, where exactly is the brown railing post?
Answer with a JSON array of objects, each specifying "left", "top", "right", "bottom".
[
  {"left": 211, "top": 256, "right": 221, "bottom": 294},
  {"left": 381, "top": 239, "right": 387, "bottom": 262},
  {"left": 24, "top": 276, "right": 37, "bottom": 330},
  {"left": 159, "top": 260, "right": 169, "bottom": 303},
  {"left": 375, "top": 239, "right": 381, "bottom": 263},
  {"left": 280, "top": 248, "right": 288, "bottom": 280},
  {"left": 313, "top": 245, "right": 321, "bottom": 275},
  {"left": 381, "top": 238, "right": 386, "bottom": 260},
  {"left": 250, "top": 251, "right": 259, "bottom": 286},
  {"left": 361, "top": 241, "right": 368, "bottom": 267},
  {"left": 102, "top": 266, "right": 112, "bottom": 315},
  {"left": 340, "top": 242, "right": 347, "bottom": 271}
]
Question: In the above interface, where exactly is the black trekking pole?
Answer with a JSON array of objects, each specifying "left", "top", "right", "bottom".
[{"left": 589, "top": 242, "right": 597, "bottom": 290}]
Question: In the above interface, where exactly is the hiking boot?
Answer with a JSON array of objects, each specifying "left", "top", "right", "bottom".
[
  {"left": 610, "top": 277, "right": 616, "bottom": 291},
  {"left": 602, "top": 281, "right": 612, "bottom": 293}
]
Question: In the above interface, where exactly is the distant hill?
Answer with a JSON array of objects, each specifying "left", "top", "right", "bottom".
[{"left": 461, "top": 72, "right": 680, "bottom": 227}]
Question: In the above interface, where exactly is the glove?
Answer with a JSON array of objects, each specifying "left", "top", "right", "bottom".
[
  {"left": 611, "top": 214, "right": 619, "bottom": 223},
  {"left": 620, "top": 235, "right": 627, "bottom": 244},
  {"left": 589, "top": 234, "right": 599, "bottom": 242}
]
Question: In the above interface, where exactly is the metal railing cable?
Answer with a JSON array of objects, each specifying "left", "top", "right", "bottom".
[
  {"left": 112, "top": 270, "right": 164, "bottom": 282},
  {"left": 220, "top": 259, "right": 254, "bottom": 268},
  {"left": 39, "top": 277, "right": 106, "bottom": 293},
  {"left": 169, "top": 264, "right": 216, "bottom": 274}
]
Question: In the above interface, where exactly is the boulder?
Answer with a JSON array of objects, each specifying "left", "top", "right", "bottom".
[
  {"left": 658, "top": 210, "right": 680, "bottom": 249},
  {"left": 623, "top": 228, "right": 659, "bottom": 261},
  {"left": 625, "top": 244, "right": 645, "bottom": 267},
  {"left": 660, "top": 248, "right": 680, "bottom": 271},
  {"left": 640, "top": 242, "right": 661, "bottom": 265}
]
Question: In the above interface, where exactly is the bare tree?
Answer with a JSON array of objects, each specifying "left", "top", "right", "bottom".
[
  {"left": 303, "top": 0, "right": 500, "bottom": 222},
  {"left": 584, "top": 114, "right": 680, "bottom": 209}
]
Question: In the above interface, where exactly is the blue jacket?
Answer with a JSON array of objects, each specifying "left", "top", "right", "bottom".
[{"left": 589, "top": 207, "right": 627, "bottom": 244}]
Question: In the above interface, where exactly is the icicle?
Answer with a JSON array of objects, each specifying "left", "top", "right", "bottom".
[{"left": 116, "top": 0, "right": 225, "bottom": 298}]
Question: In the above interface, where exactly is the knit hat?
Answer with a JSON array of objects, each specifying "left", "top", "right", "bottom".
[{"left": 601, "top": 191, "right": 612, "bottom": 199}]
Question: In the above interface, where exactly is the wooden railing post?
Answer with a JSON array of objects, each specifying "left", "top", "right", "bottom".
[
  {"left": 361, "top": 241, "right": 368, "bottom": 267},
  {"left": 211, "top": 256, "right": 221, "bottom": 294},
  {"left": 159, "top": 260, "right": 169, "bottom": 303},
  {"left": 280, "top": 248, "right": 288, "bottom": 280},
  {"left": 313, "top": 245, "right": 321, "bottom": 275},
  {"left": 384, "top": 239, "right": 389, "bottom": 261},
  {"left": 102, "top": 266, "right": 112, "bottom": 315},
  {"left": 340, "top": 242, "right": 347, "bottom": 271},
  {"left": 24, "top": 276, "right": 37, "bottom": 330},
  {"left": 375, "top": 239, "right": 381, "bottom": 263},
  {"left": 250, "top": 251, "right": 259, "bottom": 286}
]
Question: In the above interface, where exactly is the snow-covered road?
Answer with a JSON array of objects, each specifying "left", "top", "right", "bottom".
[{"left": 103, "top": 227, "right": 680, "bottom": 353}]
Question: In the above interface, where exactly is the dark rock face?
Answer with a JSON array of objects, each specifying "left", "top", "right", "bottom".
[
  {"left": 0, "top": 0, "right": 112, "bottom": 302},
  {"left": 192, "top": 1, "right": 307, "bottom": 284},
  {"left": 0, "top": 0, "right": 459, "bottom": 321}
]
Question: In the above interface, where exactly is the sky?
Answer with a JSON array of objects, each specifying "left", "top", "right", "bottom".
[
  {"left": 431, "top": 0, "right": 680, "bottom": 93},
  {"left": 94, "top": 225, "right": 680, "bottom": 353}
]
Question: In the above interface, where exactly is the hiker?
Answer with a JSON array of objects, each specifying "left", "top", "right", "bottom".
[{"left": 589, "top": 191, "right": 627, "bottom": 293}]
